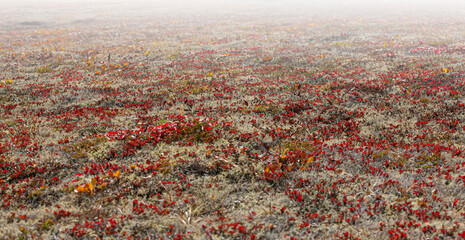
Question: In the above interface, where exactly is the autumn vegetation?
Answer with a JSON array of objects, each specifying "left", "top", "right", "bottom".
[{"left": 1, "top": 12, "right": 465, "bottom": 239}]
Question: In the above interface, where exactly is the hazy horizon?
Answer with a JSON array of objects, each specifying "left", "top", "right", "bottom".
[{"left": 2, "top": 0, "right": 465, "bottom": 28}]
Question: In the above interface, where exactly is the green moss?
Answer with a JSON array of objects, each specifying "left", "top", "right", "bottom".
[{"left": 36, "top": 66, "right": 53, "bottom": 73}]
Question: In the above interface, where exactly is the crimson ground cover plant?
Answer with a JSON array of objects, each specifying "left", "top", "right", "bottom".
[{"left": 2, "top": 12, "right": 465, "bottom": 240}]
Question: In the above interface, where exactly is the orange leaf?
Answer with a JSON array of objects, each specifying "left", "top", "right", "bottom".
[
  {"left": 76, "top": 186, "right": 86, "bottom": 192},
  {"left": 87, "top": 183, "right": 93, "bottom": 191},
  {"left": 269, "top": 163, "right": 280, "bottom": 172},
  {"left": 114, "top": 170, "right": 120, "bottom": 178}
]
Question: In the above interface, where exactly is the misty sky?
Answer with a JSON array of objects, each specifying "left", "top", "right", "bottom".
[{"left": 1, "top": 0, "right": 465, "bottom": 27}]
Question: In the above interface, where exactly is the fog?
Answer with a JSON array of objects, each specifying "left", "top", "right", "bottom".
[{"left": 2, "top": 0, "right": 465, "bottom": 28}]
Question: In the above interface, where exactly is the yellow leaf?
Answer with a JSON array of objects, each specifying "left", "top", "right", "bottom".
[
  {"left": 307, "top": 157, "right": 314, "bottom": 163},
  {"left": 442, "top": 68, "right": 448, "bottom": 73},
  {"left": 301, "top": 157, "right": 314, "bottom": 171},
  {"left": 92, "top": 178, "right": 97, "bottom": 186},
  {"left": 88, "top": 183, "right": 93, "bottom": 191},
  {"left": 281, "top": 148, "right": 289, "bottom": 158},
  {"left": 143, "top": 50, "right": 150, "bottom": 56},
  {"left": 114, "top": 170, "right": 120, "bottom": 178}
]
